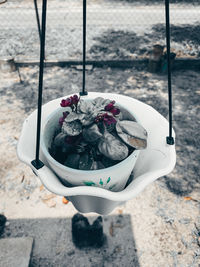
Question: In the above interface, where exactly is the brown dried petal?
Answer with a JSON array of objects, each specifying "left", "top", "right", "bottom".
[{"left": 116, "top": 120, "right": 147, "bottom": 149}]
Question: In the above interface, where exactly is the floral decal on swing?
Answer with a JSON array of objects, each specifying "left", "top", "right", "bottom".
[{"left": 83, "top": 177, "right": 117, "bottom": 190}]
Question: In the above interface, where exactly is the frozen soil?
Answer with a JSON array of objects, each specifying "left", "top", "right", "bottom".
[{"left": 0, "top": 66, "right": 200, "bottom": 266}]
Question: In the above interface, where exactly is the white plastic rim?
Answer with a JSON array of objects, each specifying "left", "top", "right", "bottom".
[
  {"left": 40, "top": 95, "right": 141, "bottom": 192},
  {"left": 17, "top": 92, "right": 176, "bottom": 214}
]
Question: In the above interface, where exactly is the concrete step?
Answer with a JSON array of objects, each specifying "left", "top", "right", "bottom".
[{"left": 0, "top": 237, "right": 33, "bottom": 267}]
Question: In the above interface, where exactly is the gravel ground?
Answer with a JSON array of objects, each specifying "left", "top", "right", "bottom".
[
  {"left": 0, "top": 66, "right": 200, "bottom": 266},
  {"left": 0, "top": 1, "right": 199, "bottom": 60}
]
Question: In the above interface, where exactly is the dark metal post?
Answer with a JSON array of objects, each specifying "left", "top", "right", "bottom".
[
  {"left": 34, "top": 0, "right": 42, "bottom": 43},
  {"left": 165, "top": 0, "right": 174, "bottom": 145},
  {"left": 31, "top": 0, "right": 47, "bottom": 169},
  {"left": 80, "top": 0, "right": 88, "bottom": 96}
]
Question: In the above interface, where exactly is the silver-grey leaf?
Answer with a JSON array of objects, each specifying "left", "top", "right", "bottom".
[
  {"left": 65, "top": 112, "right": 84, "bottom": 122},
  {"left": 79, "top": 99, "right": 94, "bottom": 113},
  {"left": 82, "top": 123, "right": 102, "bottom": 143},
  {"left": 62, "top": 120, "right": 82, "bottom": 136},
  {"left": 80, "top": 112, "right": 98, "bottom": 126},
  {"left": 120, "top": 107, "right": 136, "bottom": 121},
  {"left": 92, "top": 97, "right": 110, "bottom": 109},
  {"left": 53, "top": 132, "right": 67, "bottom": 147},
  {"left": 116, "top": 120, "right": 147, "bottom": 149},
  {"left": 98, "top": 130, "right": 128, "bottom": 161}
]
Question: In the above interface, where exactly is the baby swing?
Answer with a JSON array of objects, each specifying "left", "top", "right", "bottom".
[{"left": 17, "top": 0, "right": 176, "bottom": 215}]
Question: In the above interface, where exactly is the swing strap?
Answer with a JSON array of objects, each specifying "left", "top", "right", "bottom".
[
  {"left": 31, "top": 0, "right": 47, "bottom": 170},
  {"left": 80, "top": 0, "right": 88, "bottom": 96},
  {"left": 165, "top": 0, "right": 174, "bottom": 145},
  {"left": 31, "top": 0, "right": 174, "bottom": 170},
  {"left": 33, "top": 0, "right": 41, "bottom": 44}
]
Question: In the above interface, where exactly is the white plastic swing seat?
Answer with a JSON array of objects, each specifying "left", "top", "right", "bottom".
[{"left": 17, "top": 92, "right": 176, "bottom": 215}]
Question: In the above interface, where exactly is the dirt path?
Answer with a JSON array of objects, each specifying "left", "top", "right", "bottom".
[{"left": 0, "top": 66, "right": 199, "bottom": 266}]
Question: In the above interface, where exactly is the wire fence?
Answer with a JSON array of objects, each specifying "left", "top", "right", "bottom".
[{"left": 0, "top": 0, "right": 200, "bottom": 61}]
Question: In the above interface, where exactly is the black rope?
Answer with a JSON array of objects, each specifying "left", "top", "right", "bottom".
[
  {"left": 33, "top": 0, "right": 42, "bottom": 44},
  {"left": 80, "top": 0, "right": 88, "bottom": 96},
  {"left": 31, "top": 0, "right": 47, "bottom": 170},
  {"left": 165, "top": 0, "right": 174, "bottom": 145}
]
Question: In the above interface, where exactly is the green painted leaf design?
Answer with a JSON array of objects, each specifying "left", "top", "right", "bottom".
[
  {"left": 99, "top": 178, "right": 103, "bottom": 186},
  {"left": 106, "top": 177, "right": 111, "bottom": 184},
  {"left": 83, "top": 181, "right": 96, "bottom": 186}
]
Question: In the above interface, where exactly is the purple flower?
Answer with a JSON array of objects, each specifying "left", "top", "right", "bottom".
[
  {"left": 59, "top": 111, "right": 69, "bottom": 126},
  {"left": 71, "top": 95, "right": 79, "bottom": 105},
  {"left": 105, "top": 100, "right": 115, "bottom": 111},
  {"left": 110, "top": 107, "right": 120, "bottom": 116},
  {"left": 95, "top": 113, "right": 117, "bottom": 126},
  {"left": 60, "top": 95, "right": 79, "bottom": 109},
  {"left": 60, "top": 98, "right": 72, "bottom": 107},
  {"left": 103, "top": 113, "right": 117, "bottom": 125}
]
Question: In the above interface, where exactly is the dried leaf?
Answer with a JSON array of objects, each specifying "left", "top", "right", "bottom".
[
  {"left": 116, "top": 120, "right": 147, "bottom": 149},
  {"left": 43, "top": 199, "right": 56, "bottom": 208},
  {"left": 118, "top": 209, "right": 123, "bottom": 215},
  {"left": 21, "top": 175, "right": 25, "bottom": 183},
  {"left": 40, "top": 185, "right": 44, "bottom": 191},
  {"left": 98, "top": 130, "right": 128, "bottom": 161},
  {"left": 109, "top": 222, "right": 114, "bottom": 237},
  {"left": 62, "top": 197, "right": 69, "bottom": 204},
  {"left": 42, "top": 194, "right": 56, "bottom": 201},
  {"left": 184, "top": 196, "right": 193, "bottom": 201}
]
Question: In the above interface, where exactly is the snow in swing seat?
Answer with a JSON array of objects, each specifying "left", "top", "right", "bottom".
[{"left": 17, "top": 92, "right": 176, "bottom": 215}]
